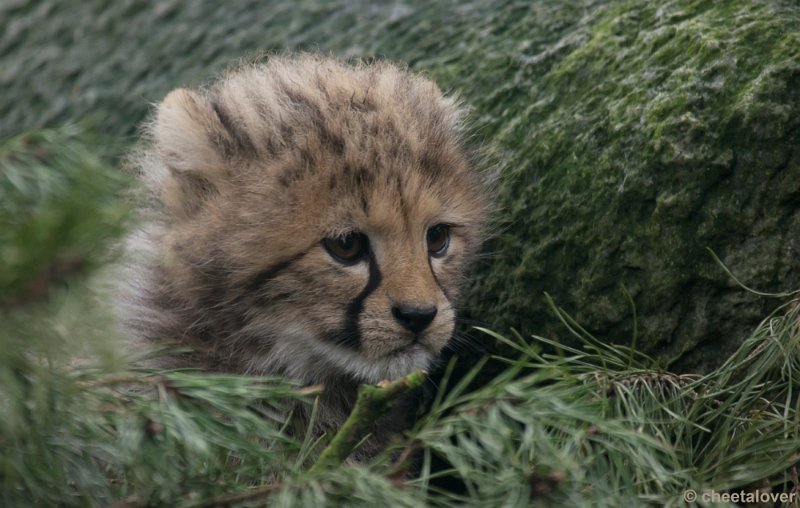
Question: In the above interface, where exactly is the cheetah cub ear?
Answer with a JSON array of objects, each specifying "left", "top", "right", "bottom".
[{"left": 151, "top": 88, "right": 232, "bottom": 216}]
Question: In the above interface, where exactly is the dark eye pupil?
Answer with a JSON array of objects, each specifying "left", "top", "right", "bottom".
[{"left": 339, "top": 235, "right": 355, "bottom": 251}]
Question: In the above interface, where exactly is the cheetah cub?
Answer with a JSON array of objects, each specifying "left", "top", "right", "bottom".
[{"left": 121, "top": 54, "right": 490, "bottom": 450}]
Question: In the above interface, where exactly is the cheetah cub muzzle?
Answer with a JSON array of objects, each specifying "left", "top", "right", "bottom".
[{"left": 121, "top": 54, "right": 490, "bottom": 444}]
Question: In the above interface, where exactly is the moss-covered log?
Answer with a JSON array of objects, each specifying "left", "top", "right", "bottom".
[{"left": 2, "top": 0, "right": 798, "bottom": 370}]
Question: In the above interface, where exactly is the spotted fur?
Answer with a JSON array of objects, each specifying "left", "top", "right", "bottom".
[{"left": 119, "top": 54, "right": 491, "bottom": 451}]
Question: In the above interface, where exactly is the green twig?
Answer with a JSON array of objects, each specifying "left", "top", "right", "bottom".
[{"left": 309, "top": 370, "right": 427, "bottom": 474}]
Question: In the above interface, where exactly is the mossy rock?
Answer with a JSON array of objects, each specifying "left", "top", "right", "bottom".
[
  {"left": 466, "top": 1, "right": 800, "bottom": 371},
  {"left": 2, "top": 0, "right": 798, "bottom": 371}
]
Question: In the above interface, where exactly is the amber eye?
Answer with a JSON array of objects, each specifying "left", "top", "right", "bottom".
[
  {"left": 323, "top": 232, "right": 368, "bottom": 264},
  {"left": 427, "top": 224, "right": 450, "bottom": 258}
]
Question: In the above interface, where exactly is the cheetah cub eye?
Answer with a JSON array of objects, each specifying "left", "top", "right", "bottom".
[
  {"left": 323, "top": 232, "right": 369, "bottom": 264},
  {"left": 427, "top": 225, "right": 451, "bottom": 258},
  {"left": 122, "top": 55, "right": 490, "bottom": 386}
]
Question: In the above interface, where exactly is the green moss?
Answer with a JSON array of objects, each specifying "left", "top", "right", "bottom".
[
  {"left": 467, "top": 0, "right": 800, "bottom": 370},
  {"left": 2, "top": 0, "right": 798, "bottom": 370}
]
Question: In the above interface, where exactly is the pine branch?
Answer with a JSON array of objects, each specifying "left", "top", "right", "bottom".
[{"left": 309, "top": 371, "right": 427, "bottom": 474}]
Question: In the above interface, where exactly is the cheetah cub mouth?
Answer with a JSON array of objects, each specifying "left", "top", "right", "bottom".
[{"left": 123, "top": 55, "right": 489, "bottom": 386}]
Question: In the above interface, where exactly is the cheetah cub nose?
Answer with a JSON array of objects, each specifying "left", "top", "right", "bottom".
[{"left": 392, "top": 305, "right": 438, "bottom": 335}]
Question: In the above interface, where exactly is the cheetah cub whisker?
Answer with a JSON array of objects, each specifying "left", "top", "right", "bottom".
[{"left": 119, "top": 54, "right": 491, "bottom": 454}]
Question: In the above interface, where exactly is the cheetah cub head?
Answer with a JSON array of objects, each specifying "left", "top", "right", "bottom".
[{"left": 127, "top": 55, "right": 490, "bottom": 385}]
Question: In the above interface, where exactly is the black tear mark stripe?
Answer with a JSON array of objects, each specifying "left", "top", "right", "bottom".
[
  {"left": 327, "top": 249, "right": 382, "bottom": 350},
  {"left": 428, "top": 256, "right": 451, "bottom": 302}
]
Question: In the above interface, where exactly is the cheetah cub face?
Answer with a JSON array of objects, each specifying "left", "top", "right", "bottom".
[{"left": 126, "top": 55, "right": 489, "bottom": 386}]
